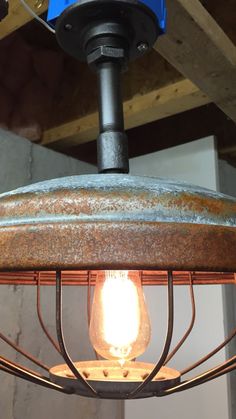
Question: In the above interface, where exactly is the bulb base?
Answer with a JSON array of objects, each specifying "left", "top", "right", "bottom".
[{"left": 50, "top": 360, "right": 180, "bottom": 399}]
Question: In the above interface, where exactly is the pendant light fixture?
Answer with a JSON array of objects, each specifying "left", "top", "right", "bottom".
[{"left": 0, "top": 0, "right": 235, "bottom": 401}]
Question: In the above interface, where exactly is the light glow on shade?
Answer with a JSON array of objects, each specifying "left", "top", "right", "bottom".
[{"left": 89, "top": 270, "right": 151, "bottom": 364}]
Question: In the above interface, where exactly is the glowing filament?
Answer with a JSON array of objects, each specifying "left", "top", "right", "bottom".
[{"left": 89, "top": 270, "right": 151, "bottom": 364}]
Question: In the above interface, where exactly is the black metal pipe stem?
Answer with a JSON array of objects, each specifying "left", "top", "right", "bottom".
[
  {"left": 96, "top": 61, "right": 129, "bottom": 174},
  {"left": 97, "top": 61, "right": 124, "bottom": 133}
]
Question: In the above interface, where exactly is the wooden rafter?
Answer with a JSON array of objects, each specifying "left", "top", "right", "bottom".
[
  {"left": 154, "top": 0, "right": 236, "bottom": 123},
  {"left": 0, "top": 0, "right": 236, "bottom": 150},
  {"left": 0, "top": 0, "right": 48, "bottom": 40}
]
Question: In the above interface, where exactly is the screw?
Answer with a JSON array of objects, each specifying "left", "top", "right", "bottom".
[
  {"left": 64, "top": 23, "right": 73, "bottom": 31},
  {"left": 137, "top": 42, "right": 149, "bottom": 53},
  {"left": 34, "top": 0, "right": 44, "bottom": 9}
]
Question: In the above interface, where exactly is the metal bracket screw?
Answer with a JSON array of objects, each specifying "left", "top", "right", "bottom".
[{"left": 137, "top": 42, "right": 149, "bottom": 53}]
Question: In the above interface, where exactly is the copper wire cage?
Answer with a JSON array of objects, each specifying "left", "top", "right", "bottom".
[{"left": 0, "top": 174, "right": 235, "bottom": 399}]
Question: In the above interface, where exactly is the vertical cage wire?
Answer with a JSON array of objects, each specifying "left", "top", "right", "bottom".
[
  {"left": 37, "top": 272, "right": 61, "bottom": 354},
  {"left": 164, "top": 273, "right": 196, "bottom": 365},
  {"left": 128, "top": 271, "right": 174, "bottom": 398},
  {"left": 55, "top": 270, "right": 98, "bottom": 396}
]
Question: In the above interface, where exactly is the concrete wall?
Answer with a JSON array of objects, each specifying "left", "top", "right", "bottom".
[
  {"left": 0, "top": 129, "right": 123, "bottom": 419},
  {"left": 218, "top": 160, "right": 236, "bottom": 199},
  {"left": 125, "top": 137, "right": 229, "bottom": 419},
  {"left": 218, "top": 159, "right": 236, "bottom": 419},
  {"left": 0, "top": 129, "right": 94, "bottom": 193}
]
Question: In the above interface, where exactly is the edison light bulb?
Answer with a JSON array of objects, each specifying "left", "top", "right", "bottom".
[{"left": 89, "top": 270, "right": 151, "bottom": 364}]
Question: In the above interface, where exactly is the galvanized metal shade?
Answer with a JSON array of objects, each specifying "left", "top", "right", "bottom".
[
  {"left": 0, "top": 174, "right": 236, "bottom": 399},
  {"left": 0, "top": 174, "right": 235, "bottom": 272}
]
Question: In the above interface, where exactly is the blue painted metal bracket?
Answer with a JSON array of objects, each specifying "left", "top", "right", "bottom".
[
  {"left": 47, "top": 0, "right": 76, "bottom": 22},
  {"left": 47, "top": 0, "right": 167, "bottom": 33},
  {"left": 143, "top": 0, "right": 166, "bottom": 33}
]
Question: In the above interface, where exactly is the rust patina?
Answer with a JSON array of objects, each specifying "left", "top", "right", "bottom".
[{"left": 0, "top": 174, "right": 235, "bottom": 272}]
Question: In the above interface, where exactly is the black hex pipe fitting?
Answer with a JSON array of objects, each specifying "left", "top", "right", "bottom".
[{"left": 55, "top": 0, "right": 160, "bottom": 173}]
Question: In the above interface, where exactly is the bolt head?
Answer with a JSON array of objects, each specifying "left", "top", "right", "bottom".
[
  {"left": 64, "top": 23, "right": 73, "bottom": 31},
  {"left": 87, "top": 46, "right": 126, "bottom": 68},
  {"left": 137, "top": 42, "right": 149, "bottom": 53},
  {"left": 34, "top": 0, "right": 45, "bottom": 9}
]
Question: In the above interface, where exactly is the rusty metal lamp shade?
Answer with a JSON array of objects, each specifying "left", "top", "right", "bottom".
[
  {"left": 0, "top": 174, "right": 235, "bottom": 272},
  {"left": 0, "top": 174, "right": 235, "bottom": 399}
]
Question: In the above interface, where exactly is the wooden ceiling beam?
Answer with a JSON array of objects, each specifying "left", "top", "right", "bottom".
[
  {"left": 200, "top": 0, "right": 236, "bottom": 45},
  {"left": 154, "top": 0, "right": 236, "bottom": 123},
  {"left": 0, "top": 0, "right": 48, "bottom": 40},
  {"left": 1, "top": 0, "right": 236, "bottom": 150},
  {"left": 42, "top": 79, "right": 209, "bottom": 149}
]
